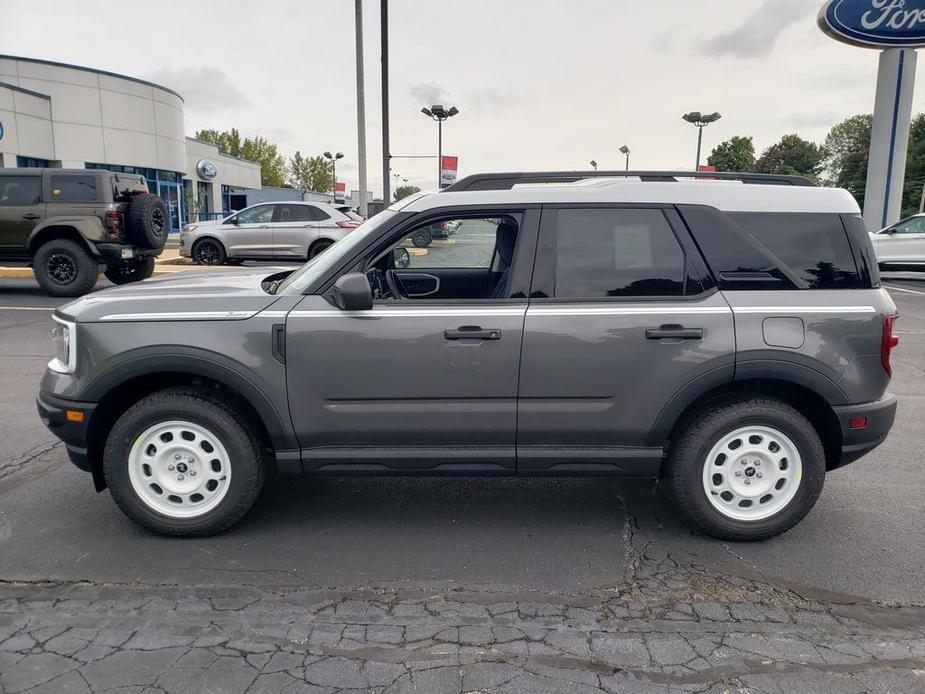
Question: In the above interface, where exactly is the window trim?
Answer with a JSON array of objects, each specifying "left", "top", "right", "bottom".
[{"left": 529, "top": 203, "right": 709, "bottom": 303}]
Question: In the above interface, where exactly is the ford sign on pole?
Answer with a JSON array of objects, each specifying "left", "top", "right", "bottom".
[{"left": 819, "top": 0, "right": 925, "bottom": 230}]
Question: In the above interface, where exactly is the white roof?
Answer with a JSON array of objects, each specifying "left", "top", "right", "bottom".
[{"left": 400, "top": 178, "right": 861, "bottom": 215}]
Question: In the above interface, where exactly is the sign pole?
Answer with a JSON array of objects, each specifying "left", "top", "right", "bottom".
[{"left": 864, "top": 48, "right": 917, "bottom": 231}]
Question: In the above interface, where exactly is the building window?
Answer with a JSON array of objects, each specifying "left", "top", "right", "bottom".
[
  {"left": 16, "top": 156, "right": 52, "bottom": 168},
  {"left": 221, "top": 184, "right": 232, "bottom": 215},
  {"left": 198, "top": 181, "right": 213, "bottom": 219}
]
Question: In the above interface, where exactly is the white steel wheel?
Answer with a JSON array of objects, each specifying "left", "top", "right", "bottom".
[
  {"left": 127, "top": 420, "right": 232, "bottom": 519},
  {"left": 701, "top": 425, "right": 803, "bottom": 522}
]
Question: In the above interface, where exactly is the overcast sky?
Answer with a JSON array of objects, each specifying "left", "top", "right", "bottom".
[{"left": 4, "top": 0, "right": 925, "bottom": 196}]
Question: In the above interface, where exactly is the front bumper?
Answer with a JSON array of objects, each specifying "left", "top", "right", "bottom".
[
  {"left": 36, "top": 391, "right": 97, "bottom": 477},
  {"left": 831, "top": 393, "right": 897, "bottom": 469}
]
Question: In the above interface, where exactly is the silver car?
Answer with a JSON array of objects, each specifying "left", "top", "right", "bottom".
[{"left": 180, "top": 201, "right": 361, "bottom": 265}]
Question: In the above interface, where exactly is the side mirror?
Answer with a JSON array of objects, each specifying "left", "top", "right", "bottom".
[
  {"left": 885, "top": 227, "right": 898, "bottom": 234},
  {"left": 332, "top": 272, "right": 373, "bottom": 311},
  {"left": 392, "top": 247, "right": 411, "bottom": 269}
]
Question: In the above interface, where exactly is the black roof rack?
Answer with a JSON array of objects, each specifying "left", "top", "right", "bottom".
[{"left": 444, "top": 170, "right": 816, "bottom": 192}]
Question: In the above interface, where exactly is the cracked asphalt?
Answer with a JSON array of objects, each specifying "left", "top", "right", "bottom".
[{"left": 1, "top": 275, "right": 925, "bottom": 693}]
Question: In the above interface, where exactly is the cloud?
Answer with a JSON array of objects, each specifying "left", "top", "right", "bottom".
[
  {"left": 464, "top": 85, "right": 530, "bottom": 115},
  {"left": 145, "top": 66, "right": 250, "bottom": 113},
  {"left": 408, "top": 81, "right": 452, "bottom": 107},
  {"left": 786, "top": 111, "right": 841, "bottom": 129},
  {"left": 700, "top": 0, "right": 807, "bottom": 58}
]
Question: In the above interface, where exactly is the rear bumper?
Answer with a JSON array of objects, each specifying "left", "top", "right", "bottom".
[
  {"left": 36, "top": 391, "right": 96, "bottom": 474},
  {"left": 95, "top": 243, "right": 162, "bottom": 263},
  {"left": 831, "top": 393, "right": 897, "bottom": 469}
]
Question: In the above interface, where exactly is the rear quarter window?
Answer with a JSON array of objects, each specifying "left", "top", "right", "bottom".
[{"left": 729, "top": 212, "right": 863, "bottom": 289}]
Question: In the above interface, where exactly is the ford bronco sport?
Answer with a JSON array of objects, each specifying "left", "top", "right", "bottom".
[
  {"left": 37, "top": 171, "right": 898, "bottom": 541},
  {"left": 0, "top": 168, "right": 169, "bottom": 296}
]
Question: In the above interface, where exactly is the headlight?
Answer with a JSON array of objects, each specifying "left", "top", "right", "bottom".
[
  {"left": 183, "top": 224, "right": 198, "bottom": 233},
  {"left": 49, "top": 316, "right": 76, "bottom": 374}
]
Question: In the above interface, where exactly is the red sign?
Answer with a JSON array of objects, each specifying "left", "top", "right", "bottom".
[
  {"left": 335, "top": 181, "right": 346, "bottom": 193},
  {"left": 697, "top": 165, "right": 716, "bottom": 172},
  {"left": 440, "top": 156, "right": 458, "bottom": 188}
]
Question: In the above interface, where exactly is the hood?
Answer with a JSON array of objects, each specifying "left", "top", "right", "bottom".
[{"left": 56, "top": 269, "right": 287, "bottom": 323}]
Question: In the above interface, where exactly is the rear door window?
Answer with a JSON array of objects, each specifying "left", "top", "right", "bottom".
[
  {"left": 49, "top": 174, "right": 98, "bottom": 203},
  {"left": 0, "top": 176, "right": 41, "bottom": 205},
  {"left": 729, "top": 212, "right": 862, "bottom": 289},
  {"left": 553, "top": 208, "right": 686, "bottom": 298}
]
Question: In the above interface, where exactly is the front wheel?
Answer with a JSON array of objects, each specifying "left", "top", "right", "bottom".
[
  {"left": 192, "top": 238, "right": 226, "bottom": 265},
  {"left": 104, "top": 256, "right": 155, "bottom": 285},
  {"left": 411, "top": 229, "right": 432, "bottom": 248},
  {"left": 103, "top": 388, "right": 265, "bottom": 536},
  {"left": 662, "top": 397, "right": 826, "bottom": 541}
]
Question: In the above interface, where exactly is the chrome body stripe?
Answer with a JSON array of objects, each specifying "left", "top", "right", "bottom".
[
  {"left": 290, "top": 308, "right": 527, "bottom": 318},
  {"left": 731, "top": 306, "right": 876, "bottom": 314},
  {"left": 99, "top": 310, "right": 258, "bottom": 321}
]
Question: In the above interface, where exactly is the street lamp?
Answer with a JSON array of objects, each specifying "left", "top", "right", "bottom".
[
  {"left": 619, "top": 145, "right": 631, "bottom": 171},
  {"left": 590, "top": 160, "right": 598, "bottom": 171},
  {"left": 323, "top": 151, "right": 345, "bottom": 201},
  {"left": 421, "top": 104, "right": 459, "bottom": 188},
  {"left": 681, "top": 112, "right": 721, "bottom": 171}
]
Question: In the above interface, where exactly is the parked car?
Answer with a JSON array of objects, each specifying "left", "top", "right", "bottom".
[
  {"left": 38, "top": 171, "right": 897, "bottom": 541},
  {"left": 0, "top": 168, "right": 168, "bottom": 296},
  {"left": 871, "top": 213, "right": 925, "bottom": 270},
  {"left": 334, "top": 204, "right": 364, "bottom": 223},
  {"left": 409, "top": 219, "right": 459, "bottom": 247},
  {"left": 180, "top": 201, "right": 361, "bottom": 265}
]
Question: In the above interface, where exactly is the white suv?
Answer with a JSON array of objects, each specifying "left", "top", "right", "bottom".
[
  {"left": 871, "top": 213, "right": 925, "bottom": 271},
  {"left": 180, "top": 201, "right": 361, "bottom": 265}
]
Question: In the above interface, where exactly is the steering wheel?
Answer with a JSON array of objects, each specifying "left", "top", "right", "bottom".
[{"left": 385, "top": 269, "right": 408, "bottom": 299}]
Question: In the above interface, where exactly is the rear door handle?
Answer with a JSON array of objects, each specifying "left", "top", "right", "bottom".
[
  {"left": 645, "top": 325, "right": 703, "bottom": 340},
  {"left": 444, "top": 326, "right": 502, "bottom": 341},
  {"left": 22, "top": 213, "right": 41, "bottom": 220}
]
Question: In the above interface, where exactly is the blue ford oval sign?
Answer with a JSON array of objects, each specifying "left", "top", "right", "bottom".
[
  {"left": 819, "top": 0, "right": 925, "bottom": 48},
  {"left": 196, "top": 159, "right": 218, "bottom": 180}
]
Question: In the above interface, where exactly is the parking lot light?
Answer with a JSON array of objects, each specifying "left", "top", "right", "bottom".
[
  {"left": 682, "top": 112, "right": 721, "bottom": 171},
  {"left": 619, "top": 145, "right": 631, "bottom": 171},
  {"left": 421, "top": 104, "right": 460, "bottom": 188},
  {"left": 323, "top": 151, "right": 345, "bottom": 202}
]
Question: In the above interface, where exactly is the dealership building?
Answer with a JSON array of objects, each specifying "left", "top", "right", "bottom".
[{"left": 0, "top": 55, "right": 261, "bottom": 233}]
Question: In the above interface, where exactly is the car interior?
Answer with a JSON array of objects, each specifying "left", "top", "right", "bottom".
[{"left": 365, "top": 216, "right": 520, "bottom": 301}]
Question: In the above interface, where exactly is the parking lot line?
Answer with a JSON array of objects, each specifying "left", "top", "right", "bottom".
[
  {"left": 884, "top": 283, "right": 925, "bottom": 296},
  {"left": 0, "top": 306, "right": 55, "bottom": 312}
]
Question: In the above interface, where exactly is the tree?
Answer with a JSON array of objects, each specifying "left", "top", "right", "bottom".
[
  {"left": 194, "top": 128, "right": 287, "bottom": 188},
  {"left": 755, "top": 134, "right": 826, "bottom": 180},
  {"left": 707, "top": 136, "right": 756, "bottom": 172},
  {"left": 823, "top": 115, "right": 872, "bottom": 208},
  {"left": 288, "top": 152, "right": 334, "bottom": 193},
  {"left": 902, "top": 113, "right": 925, "bottom": 217},
  {"left": 394, "top": 185, "right": 421, "bottom": 202}
]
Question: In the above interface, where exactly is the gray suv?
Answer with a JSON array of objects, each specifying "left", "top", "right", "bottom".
[{"left": 37, "top": 171, "right": 898, "bottom": 541}]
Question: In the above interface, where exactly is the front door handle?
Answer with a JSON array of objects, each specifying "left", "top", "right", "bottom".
[
  {"left": 22, "top": 213, "right": 41, "bottom": 220},
  {"left": 645, "top": 325, "right": 703, "bottom": 340},
  {"left": 444, "top": 326, "right": 502, "bottom": 341}
]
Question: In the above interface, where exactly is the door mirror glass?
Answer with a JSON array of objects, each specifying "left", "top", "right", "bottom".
[
  {"left": 333, "top": 272, "right": 373, "bottom": 311},
  {"left": 392, "top": 247, "right": 411, "bottom": 269}
]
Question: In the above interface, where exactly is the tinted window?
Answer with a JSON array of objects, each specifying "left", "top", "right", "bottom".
[
  {"left": 400, "top": 218, "right": 509, "bottom": 269},
  {"left": 0, "top": 176, "right": 41, "bottom": 205},
  {"left": 554, "top": 209, "right": 685, "bottom": 298},
  {"left": 49, "top": 174, "right": 97, "bottom": 203},
  {"left": 730, "top": 212, "right": 862, "bottom": 289},
  {"left": 892, "top": 217, "right": 925, "bottom": 234},
  {"left": 841, "top": 214, "right": 879, "bottom": 288}
]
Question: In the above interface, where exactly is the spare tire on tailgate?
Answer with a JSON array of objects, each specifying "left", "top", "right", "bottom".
[{"left": 127, "top": 194, "right": 169, "bottom": 249}]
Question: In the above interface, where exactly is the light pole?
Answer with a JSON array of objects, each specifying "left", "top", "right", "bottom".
[
  {"left": 619, "top": 145, "right": 630, "bottom": 171},
  {"left": 589, "top": 160, "right": 598, "bottom": 171},
  {"left": 421, "top": 104, "right": 459, "bottom": 188},
  {"left": 323, "top": 151, "right": 344, "bottom": 201},
  {"left": 682, "top": 112, "right": 721, "bottom": 171}
]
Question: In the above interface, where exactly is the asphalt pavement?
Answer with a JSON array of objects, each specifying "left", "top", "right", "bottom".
[{"left": 1, "top": 270, "right": 924, "bottom": 693}]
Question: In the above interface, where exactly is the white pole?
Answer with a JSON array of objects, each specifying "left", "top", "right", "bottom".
[
  {"left": 863, "top": 48, "right": 917, "bottom": 231},
  {"left": 355, "top": 0, "right": 369, "bottom": 217}
]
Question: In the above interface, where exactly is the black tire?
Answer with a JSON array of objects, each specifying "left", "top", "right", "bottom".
[
  {"left": 103, "top": 388, "right": 266, "bottom": 537},
  {"left": 308, "top": 239, "right": 334, "bottom": 259},
  {"left": 662, "top": 397, "right": 826, "bottom": 542},
  {"left": 127, "top": 194, "right": 169, "bottom": 250},
  {"left": 33, "top": 239, "right": 100, "bottom": 297},
  {"left": 192, "top": 238, "right": 226, "bottom": 265},
  {"left": 103, "top": 256, "right": 155, "bottom": 285},
  {"left": 411, "top": 229, "right": 432, "bottom": 248}
]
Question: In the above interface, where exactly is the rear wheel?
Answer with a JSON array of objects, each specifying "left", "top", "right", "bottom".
[
  {"left": 662, "top": 397, "right": 826, "bottom": 541},
  {"left": 103, "top": 388, "right": 265, "bottom": 536},
  {"left": 192, "top": 238, "right": 226, "bottom": 265},
  {"left": 33, "top": 239, "right": 100, "bottom": 297},
  {"left": 104, "top": 256, "right": 155, "bottom": 285},
  {"left": 308, "top": 239, "right": 334, "bottom": 259}
]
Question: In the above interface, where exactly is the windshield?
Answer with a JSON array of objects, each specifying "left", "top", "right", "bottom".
[{"left": 276, "top": 210, "right": 400, "bottom": 295}]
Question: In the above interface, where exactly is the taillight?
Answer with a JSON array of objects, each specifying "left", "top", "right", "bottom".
[
  {"left": 336, "top": 221, "right": 360, "bottom": 230},
  {"left": 882, "top": 314, "right": 900, "bottom": 376},
  {"left": 105, "top": 211, "right": 122, "bottom": 236},
  {"left": 439, "top": 221, "right": 446, "bottom": 231}
]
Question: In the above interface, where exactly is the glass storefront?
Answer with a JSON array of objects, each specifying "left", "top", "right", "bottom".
[{"left": 86, "top": 163, "right": 185, "bottom": 233}]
